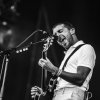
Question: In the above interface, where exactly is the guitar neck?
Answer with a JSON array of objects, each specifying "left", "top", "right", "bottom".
[
  {"left": 41, "top": 51, "right": 47, "bottom": 92},
  {"left": 42, "top": 51, "right": 47, "bottom": 59}
]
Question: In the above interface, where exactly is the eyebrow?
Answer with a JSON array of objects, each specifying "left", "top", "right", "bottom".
[{"left": 53, "top": 27, "right": 63, "bottom": 33}]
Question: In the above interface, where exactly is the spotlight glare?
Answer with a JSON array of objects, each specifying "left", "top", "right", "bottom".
[{"left": 2, "top": 21, "right": 7, "bottom": 26}]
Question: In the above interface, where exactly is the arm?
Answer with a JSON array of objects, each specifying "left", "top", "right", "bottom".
[
  {"left": 58, "top": 66, "right": 91, "bottom": 86},
  {"left": 38, "top": 58, "right": 91, "bottom": 86}
]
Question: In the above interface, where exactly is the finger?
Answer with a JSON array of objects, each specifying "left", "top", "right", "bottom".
[
  {"left": 34, "top": 86, "right": 38, "bottom": 88},
  {"left": 31, "top": 94, "right": 36, "bottom": 98},
  {"left": 31, "top": 92, "right": 36, "bottom": 95},
  {"left": 46, "top": 57, "right": 48, "bottom": 60},
  {"left": 31, "top": 90, "right": 37, "bottom": 93},
  {"left": 46, "top": 58, "right": 50, "bottom": 62},
  {"left": 40, "top": 58, "right": 47, "bottom": 63},
  {"left": 31, "top": 87, "right": 38, "bottom": 90},
  {"left": 31, "top": 90, "right": 38, "bottom": 93},
  {"left": 38, "top": 60, "right": 44, "bottom": 65},
  {"left": 38, "top": 61, "right": 46, "bottom": 68},
  {"left": 31, "top": 86, "right": 39, "bottom": 89}
]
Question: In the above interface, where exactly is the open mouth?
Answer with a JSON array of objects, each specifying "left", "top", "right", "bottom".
[
  {"left": 57, "top": 35, "right": 68, "bottom": 48},
  {"left": 57, "top": 40, "right": 67, "bottom": 47},
  {"left": 57, "top": 35, "right": 66, "bottom": 43}
]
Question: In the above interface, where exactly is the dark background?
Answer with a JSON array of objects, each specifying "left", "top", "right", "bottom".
[{"left": 0, "top": 0, "right": 99, "bottom": 100}]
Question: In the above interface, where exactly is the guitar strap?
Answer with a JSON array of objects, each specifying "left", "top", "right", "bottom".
[{"left": 62, "top": 44, "right": 85, "bottom": 70}]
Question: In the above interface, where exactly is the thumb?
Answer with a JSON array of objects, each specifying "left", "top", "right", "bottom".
[{"left": 46, "top": 57, "right": 50, "bottom": 62}]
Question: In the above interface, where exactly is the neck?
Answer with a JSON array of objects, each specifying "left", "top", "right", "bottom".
[
  {"left": 72, "top": 34, "right": 79, "bottom": 45},
  {"left": 65, "top": 34, "right": 79, "bottom": 50}
]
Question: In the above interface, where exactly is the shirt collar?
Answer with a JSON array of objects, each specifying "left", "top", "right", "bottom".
[
  {"left": 71, "top": 40, "right": 85, "bottom": 48},
  {"left": 64, "top": 40, "right": 85, "bottom": 54}
]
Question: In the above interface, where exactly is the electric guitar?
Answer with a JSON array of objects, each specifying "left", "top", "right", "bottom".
[
  {"left": 41, "top": 37, "right": 58, "bottom": 93},
  {"left": 41, "top": 36, "right": 54, "bottom": 91},
  {"left": 33, "top": 36, "right": 54, "bottom": 100}
]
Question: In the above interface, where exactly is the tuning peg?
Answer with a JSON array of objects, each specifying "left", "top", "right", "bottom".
[{"left": 50, "top": 43, "right": 53, "bottom": 45}]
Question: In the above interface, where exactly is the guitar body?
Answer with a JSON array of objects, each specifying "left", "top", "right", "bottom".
[{"left": 47, "top": 74, "right": 58, "bottom": 92}]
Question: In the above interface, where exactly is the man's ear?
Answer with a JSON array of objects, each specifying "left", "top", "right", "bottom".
[{"left": 70, "top": 28, "right": 75, "bottom": 35}]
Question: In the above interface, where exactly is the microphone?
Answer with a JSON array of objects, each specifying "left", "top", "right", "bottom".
[
  {"left": 41, "top": 30, "right": 58, "bottom": 42},
  {"left": 40, "top": 30, "right": 47, "bottom": 34},
  {"left": 43, "top": 31, "right": 47, "bottom": 34}
]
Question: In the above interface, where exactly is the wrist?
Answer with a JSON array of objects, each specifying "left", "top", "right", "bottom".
[
  {"left": 56, "top": 69, "right": 62, "bottom": 76},
  {"left": 52, "top": 66, "right": 59, "bottom": 75},
  {"left": 52, "top": 67, "right": 62, "bottom": 77}
]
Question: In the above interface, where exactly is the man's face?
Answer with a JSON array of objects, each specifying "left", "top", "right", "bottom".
[{"left": 53, "top": 24, "right": 73, "bottom": 49}]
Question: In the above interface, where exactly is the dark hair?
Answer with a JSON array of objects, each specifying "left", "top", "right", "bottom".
[{"left": 52, "top": 21, "right": 75, "bottom": 30}]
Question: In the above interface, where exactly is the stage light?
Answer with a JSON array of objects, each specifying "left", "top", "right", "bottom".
[
  {"left": 7, "top": 29, "right": 12, "bottom": 35},
  {"left": 10, "top": 5, "right": 16, "bottom": 12},
  {"left": 2, "top": 21, "right": 7, "bottom": 26}
]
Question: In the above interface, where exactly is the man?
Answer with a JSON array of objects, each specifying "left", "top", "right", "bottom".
[{"left": 31, "top": 22, "right": 96, "bottom": 100}]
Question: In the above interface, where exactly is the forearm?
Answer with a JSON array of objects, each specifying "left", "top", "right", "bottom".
[{"left": 58, "top": 70, "right": 84, "bottom": 86}]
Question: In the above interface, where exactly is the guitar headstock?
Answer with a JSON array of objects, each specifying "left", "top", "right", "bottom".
[{"left": 43, "top": 36, "right": 54, "bottom": 52}]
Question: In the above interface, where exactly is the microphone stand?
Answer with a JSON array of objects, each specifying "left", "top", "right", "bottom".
[{"left": 0, "top": 48, "right": 16, "bottom": 100}]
